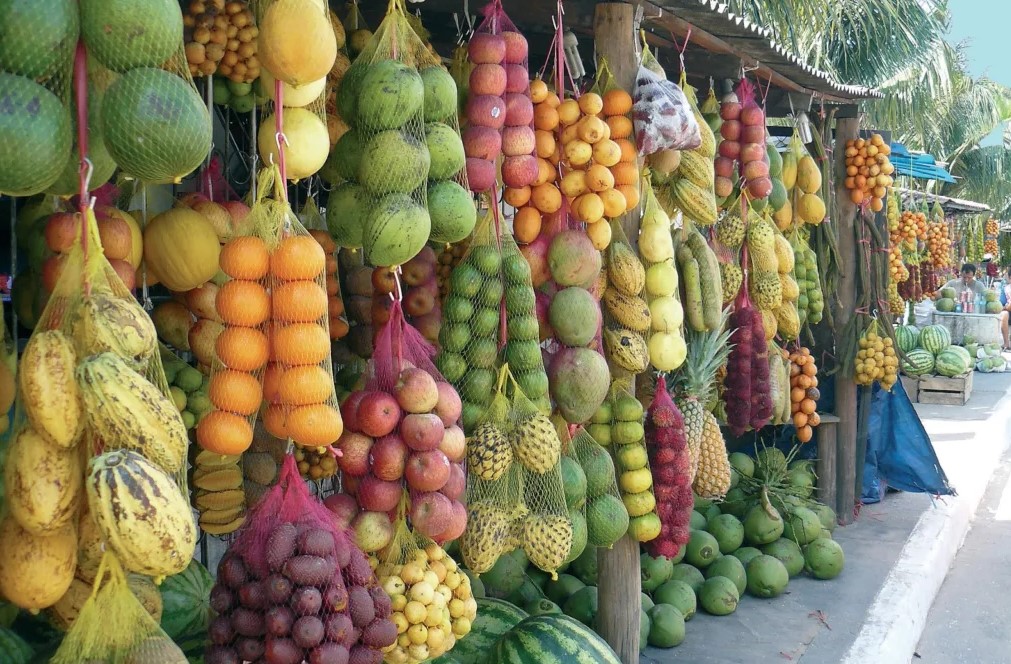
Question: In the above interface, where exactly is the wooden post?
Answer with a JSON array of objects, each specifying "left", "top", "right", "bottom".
[
  {"left": 815, "top": 413, "right": 839, "bottom": 505},
  {"left": 832, "top": 115, "right": 860, "bottom": 524},
  {"left": 593, "top": 4, "right": 641, "bottom": 662}
]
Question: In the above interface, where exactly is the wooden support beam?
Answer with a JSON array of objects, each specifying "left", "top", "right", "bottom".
[
  {"left": 832, "top": 117, "right": 860, "bottom": 524},
  {"left": 593, "top": 4, "right": 642, "bottom": 663}
]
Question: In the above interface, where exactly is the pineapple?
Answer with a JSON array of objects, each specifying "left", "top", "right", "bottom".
[
  {"left": 695, "top": 410, "right": 732, "bottom": 498},
  {"left": 672, "top": 314, "right": 733, "bottom": 490}
]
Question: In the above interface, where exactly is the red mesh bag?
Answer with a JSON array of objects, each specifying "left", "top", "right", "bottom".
[
  {"left": 205, "top": 454, "right": 396, "bottom": 664},
  {"left": 645, "top": 376, "right": 693, "bottom": 558}
]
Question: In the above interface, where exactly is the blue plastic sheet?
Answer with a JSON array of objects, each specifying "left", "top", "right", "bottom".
[{"left": 862, "top": 379, "right": 954, "bottom": 503}]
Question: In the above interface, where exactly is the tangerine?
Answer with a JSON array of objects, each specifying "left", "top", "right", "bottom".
[
  {"left": 216, "top": 326, "right": 269, "bottom": 371},
  {"left": 196, "top": 410, "right": 254, "bottom": 455},
  {"left": 216, "top": 279, "right": 270, "bottom": 327},
  {"left": 287, "top": 403, "right": 343, "bottom": 447},
  {"left": 209, "top": 369, "right": 263, "bottom": 415},
  {"left": 271, "top": 235, "right": 326, "bottom": 280},
  {"left": 279, "top": 365, "right": 334, "bottom": 406},
  {"left": 273, "top": 323, "right": 330, "bottom": 365},
  {"left": 272, "top": 280, "right": 329, "bottom": 322},
  {"left": 219, "top": 236, "right": 270, "bottom": 280}
]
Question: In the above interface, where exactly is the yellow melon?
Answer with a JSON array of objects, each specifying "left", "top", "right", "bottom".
[
  {"left": 258, "top": 0, "right": 337, "bottom": 88},
  {"left": 258, "top": 108, "right": 330, "bottom": 181},
  {"left": 143, "top": 208, "right": 221, "bottom": 292},
  {"left": 260, "top": 69, "right": 327, "bottom": 108},
  {"left": 798, "top": 193, "right": 826, "bottom": 225},
  {"left": 796, "top": 155, "right": 823, "bottom": 194}
]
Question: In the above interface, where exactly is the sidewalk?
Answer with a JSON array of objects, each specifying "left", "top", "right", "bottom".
[{"left": 643, "top": 372, "right": 1011, "bottom": 664}]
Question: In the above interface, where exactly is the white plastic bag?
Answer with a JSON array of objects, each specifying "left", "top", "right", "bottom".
[{"left": 632, "top": 66, "right": 701, "bottom": 156}]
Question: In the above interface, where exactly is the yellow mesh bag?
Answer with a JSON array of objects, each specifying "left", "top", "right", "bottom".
[
  {"left": 81, "top": 0, "right": 212, "bottom": 184},
  {"left": 0, "top": 0, "right": 75, "bottom": 196},
  {"left": 52, "top": 552, "right": 187, "bottom": 664},
  {"left": 607, "top": 379, "right": 660, "bottom": 544},
  {"left": 569, "top": 425, "right": 626, "bottom": 551}
]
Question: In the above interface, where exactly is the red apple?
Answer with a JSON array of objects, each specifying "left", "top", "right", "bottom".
[
  {"left": 469, "top": 63, "right": 507, "bottom": 97},
  {"left": 501, "top": 31, "right": 528, "bottom": 64},
  {"left": 434, "top": 383, "right": 463, "bottom": 427},
  {"left": 463, "top": 126, "right": 502, "bottom": 160},
  {"left": 371, "top": 295, "right": 393, "bottom": 326},
  {"left": 438, "top": 425, "right": 466, "bottom": 463},
  {"left": 97, "top": 215, "right": 132, "bottom": 261},
  {"left": 395, "top": 368, "right": 440, "bottom": 414},
  {"left": 400, "top": 413, "right": 445, "bottom": 452},
  {"left": 188, "top": 318, "right": 224, "bottom": 366},
  {"left": 502, "top": 155, "right": 538, "bottom": 189},
  {"left": 356, "top": 392, "right": 401, "bottom": 438},
  {"left": 370, "top": 434, "right": 408, "bottom": 482},
  {"left": 502, "top": 125, "right": 536, "bottom": 157},
  {"left": 44, "top": 212, "right": 78, "bottom": 253},
  {"left": 403, "top": 287, "right": 436, "bottom": 318},
  {"left": 402, "top": 248, "right": 437, "bottom": 286},
  {"left": 410, "top": 492, "right": 452, "bottom": 540},
  {"left": 438, "top": 501, "right": 468, "bottom": 542},
  {"left": 357, "top": 475, "right": 403, "bottom": 513},
  {"left": 175, "top": 192, "right": 208, "bottom": 208},
  {"left": 371, "top": 267, "right": 397, "bottom": 295},
  {"left": 413, "top": 311, "right": 441, "bottom": 346},
  {"left": 185, "top": 283, "right": 221, "bottom": 322},
  {"left": 192, "top": 199, "right": 235, "bottom": 243},
  {"left": 340, "top": 392, "right": 367, "bottom": 433},
  {"left": 405, "top": 450, "right": 451, "bottom": 492},
  {"left": 503, "top": 94, "right": 534, "bottom": 128},
  {"left": 467, "top": 158, "right": 498, "bottom": 192},
  {"left": 109, "top": 259, "right": 137, "bottom": 290},
  {"left": 466, "top": 95, "right": 506, "bottom": 130},
  {"left": 440, "top": 463, "right": 466, "bottom": 501},
  {"left": 222, "top": 200, "right": 251, "bottom": 228},
  {"left": 343, "top": 474, "right": 361, "bottom": 495},
  {"left": 504, "top": 64, "right": 528, "bottom": 94},
  {"left": 336, "top": 432, "right": 373, "bottom": 476},
  {"left": 41, "top": 254, "right": 66, "bottom": 292},
  {"left": 468, "top": 33, "right": 506, "bottom": 64},
  {"left": 352, "top": 511, "right": 394, "bottom": 553},
  {"left": 323, "top": 493, "right": 359, "bottom": 530}
]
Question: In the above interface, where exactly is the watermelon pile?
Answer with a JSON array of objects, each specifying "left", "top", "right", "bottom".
[{"left": 898, "top": 324, "right": 976, "bottom": 378}]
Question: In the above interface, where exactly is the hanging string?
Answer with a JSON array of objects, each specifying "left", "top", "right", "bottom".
[
  {"left": 273, "top": 80, "right": 288, "bottom": 200},
  {"left": 669, "top": 27, "right": 692, "bottom": 78}
]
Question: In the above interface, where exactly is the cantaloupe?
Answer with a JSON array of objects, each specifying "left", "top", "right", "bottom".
[
  {"left": 258, "top": 107, "right": 330, "bottom": 181},
  {"left": 258, "top": 0, "right": 337, "bottom": 88}
]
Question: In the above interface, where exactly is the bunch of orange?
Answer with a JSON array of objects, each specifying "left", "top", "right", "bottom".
[
  {"left": 926, "top": 221, "right": 952, "bottom": 268},
  {"left": 844, "top": 134, "right": 894, "bottom": 212},
  {"left": 888, "top": 244, "right": 909, "bottom": 284},
  {"left": 308, "top": 229, "right": 349, "bottom": 340},
  {"left": 897, "top": 210, "right": 925, "bottom": 250},
  {"left": 986, "top": 218, "right": 1000, "bottom": 236},
  {"left": 788, "top": 346, "right": 820, "bottom": 444}
]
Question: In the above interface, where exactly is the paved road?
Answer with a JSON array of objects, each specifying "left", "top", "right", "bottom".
[{"left": 915, "top": 446, "right": 1011, "bottom": 663}]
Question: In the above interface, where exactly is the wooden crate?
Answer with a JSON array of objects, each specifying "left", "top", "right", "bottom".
[
  {"left": 917, "top": 371, "right": 973, "bottom": 406},
  {"left": 900, "top": 375, "right": 920, "bottom": 402}
]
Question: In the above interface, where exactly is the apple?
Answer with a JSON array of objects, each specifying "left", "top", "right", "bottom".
[
  {"left": 371, "top": 295, "right": 393, "bottom": 326},
  {"left": 434, "top": 383, "right": 463, "bottom": 427},
  {"left": 466, "top": 95, "right": 506, "bottom": 130},
  {"left": 502, "top": 125, "right": 536, "bottom": 157},
  {"left": 438, "top": 425, "right": 466, "bottom": 463},
  {"left": 336, "top": 431, "right": 373, "bottom": 476},
  {"left": 503, "top": 95, "right": 534, "bottom": 128},
  {"left": 469, "top": 63, "right": 507, "bottom": 97},
  {"left": 192, "top": 199, "right": 235, "bottom": 243},
  {"left": 352, "top": 511, "right": 394, "bottom": 553},
  {"left": 371, "top": 267, "right": 397, "bottom": 295},
  {"left": 440, "top": 463, "right": 466, "bottom": 501},
  {"left": 502, "top": 31, "right": 528, "bottom": 64},
  {"left": 504, "top": 64, "right": 528, "bottom": 94},
  {"left": 340, "top": 392, "right": 367, "bottom": 432},
  {"left": 41, "top": 254, "right": 66, "bottom": 292},
  {"left": 467, "top": 158, "right": 497, "bottom": 192},
  {"left": 395, "top": 368, "right": 440, "bottom": 414},
  {"left": 357, "top": 475, "right": 403, "bottom": 513},
  {"left": 175, "top": 192, "right": 208, "bottom": 208},
  {"left": 438, "top": 501, "right": 468, "bottom": 542},
  {"left": 185, "top": 283, "right": 221, "bottom": 322},
  {"left": 502, "top": 155, "right": 538, "bottom": 188},
  {"left": 410, "top": 492, "right": 452, "bottom": 540},
  {"left": 187, "top": 318, "right": 224, "bottom": 367},
  {"left": 343, "top": 474, "right": 360, "bottom": 495},
  {"left": 222, "top": 200, "right": 251, "bottom": 229},
  {"left": 463, "top": 126, "right": 502, "bottom": 160},
  {"left": 519, "top": 230, "right": 551, "bottom": 288},
  {"left": 44, "top": 212, "right": 78, "bottom": 253},
  {"left": 403, "top": 286, "right": 436, "bottom": 318},
  {"left": 400, "top": 413, "right": 445, "bottom": 452},
  {"left": 402, "top": 248, "right": 437, "bottom": 286},
  {"left": 109, "top": 259, "right": 137, "bottom": 290},
  {"left": 323, "top": 493, "right": 359, "bottom": 530},
  {"left": 413, "top": 310, "right": 441, "bottom": 345},
  {"left": 356, "top": 392, "right": 401, "bottom": 438},
  {"left": 96, "top": 214, "right": 133, "bottom": 261},
  {"left": 468, "top": 33, "right": 506, "bottom": 64},
  {"left": 370, "top": 434, "right": 408, "bottom": 482},
  {"left": 405, "top": 449, "right": 451, "bottom": 493}
]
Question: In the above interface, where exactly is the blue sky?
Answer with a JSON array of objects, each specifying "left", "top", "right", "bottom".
[{"left": 947, "top": 1, "right": 1011, "bottom": 145}]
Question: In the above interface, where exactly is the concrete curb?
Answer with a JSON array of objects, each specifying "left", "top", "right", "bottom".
[{"left": 840, "top": 391, "right": 1011, "bottom": 664}]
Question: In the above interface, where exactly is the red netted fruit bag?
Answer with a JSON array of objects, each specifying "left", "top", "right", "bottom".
[
  {"left": 644, "top": 376, "right": 693, "bottom": 558},
  {"left": 205, "top": 454, "right": 396, "bottom": 664}
]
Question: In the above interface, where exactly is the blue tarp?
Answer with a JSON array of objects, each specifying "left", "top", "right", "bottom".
[
  {"left": 889, "top": 142, "right": 957, "bottom": 184},
  {"left": 862, "top": 379, "right": 955, "bottom": 503}
]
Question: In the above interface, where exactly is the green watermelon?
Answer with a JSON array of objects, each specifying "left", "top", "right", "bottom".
[
  {"left": 80, "top": 0, "right": 183, "bottom": 72},
  {"left": 0, "top": 625, "right": 34, "bottom": 664},
  {"left": 935, "top": 348, "right": 970, "bottom": 377},
  {"left": 491, "top": 614, "right": 622, "bottom": 664},
  {"left": 894, "top": 325, "right": 920, "bottom": 353},
  {"left": 940, "top": 287, "right": 957, "bottom": 300},
  {"left": 946, "top": 345, "right": 972, "bottom": 366},
  {"left": 159, "top": 559, "right": 213, "bottom": 640},
  {"left": 901, "top": 348, "right": 935, "bottom": 376},
  {"left": 919, "top": 325, "right": 952, "bottom": 354},
  {"left": 0, "top": 0, "right": 78, "bottom": 79},
  {"left": 441, "top": 597, "right": 528, "bottom": 664},
  {"left": 0, "top": 73, "right": 72, "bottom": 196},
  {"left": 935, "top": 298, "right": 956, "bottom": 313}
]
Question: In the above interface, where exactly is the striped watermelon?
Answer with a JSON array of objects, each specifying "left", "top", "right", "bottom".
[
  {"left": 935, "top": 348, "right": 970, "bottom": 377},
  {"left": 436, "top": 598, "right": 528, "bottom": 664},
  {"left": 894, "top": 325, "right": 920, "bottom": 353},
  {"left": 919, "top": 325, "right": 952, "bottom": 354},
  {"left": 901, "top": 348, "right": 935, "bottom": 376},
  {"left": 491, "top": 614, "right": 622, "bottom": 664},
  {"left": 946, "top": 345, "right": 973, "bottom": 366},
  {"left": 0, "top": 626, "right": 34, "bottom": 664},
  {"left": 159, "top": 559, "right": 213, "bottom": 640}
]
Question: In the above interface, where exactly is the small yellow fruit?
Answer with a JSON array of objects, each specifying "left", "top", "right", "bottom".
[
  {"left": 649, "top": 296, "right": 684, "bottom": 332},
  {"left": 407, "top": 623, "right": 428, "bottom": 645},
  {"left": 564, "top": 140, "right": 592, "bottom": 166},
  {"left": 644, "top": 261, "right": 678, "bottom": 296},
  {"left": 648, "top": 331, "right": 687, "bottom": 371},
  {"left": 404, "top": 600, "right": 427, "bottom": 624}
]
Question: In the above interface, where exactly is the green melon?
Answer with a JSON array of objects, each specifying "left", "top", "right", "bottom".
[
  {"left": 0, "top": 73, "right": 72, "bottom": 196},
  {"left": 363, "top": 193, "right": 431, "bottom": 267},
  {"left": 561, "top": 456, "right": 587, "bottom": 510},
  {"left": 940, "top": 287, "right": 957, "bottom": 300},
  {"left": 336, "top": 60, "right": 368, "bottom": 125},
  {"left": 935, "top": 348, "right": 969, "bottom": 377},
  {"left": 653, "top": 580, "right": 696, "bottom": 621},
  {"left": 935, "top": 297, "right": 955, "bottom": 313},
  {"left": 101, "top": 68, "right": 210, "bottom": 183},
  {"left": 326, "top": 182, "right": 372, "bottom": 249},
  {"left": 566, "top": 510, "right": 588, "bottom": 564},
  {"left": 359, "top": 129, "right": 430, "bottom": 195},
  {"left": 421, "top": 65, "right": 458, "bottom": 123},
  {"left": 80, "top": 0, "right": 182, "bottom": 72},
  {"left": 427, "top": 122, "right": 466, "bottom": 180},
  {"left": 448, "top": 597, "right": 528, "bottom": 664},
  {"left": 586, "top": 494, "right": 629, "bottom": 548},
  {"left": 491, "top": 614, "right": 621, "bottom": 664},
  {"left": 705, "top": 554, "right": 747, "bottom": 595},
  {"left": 428, "top": 180, "right": 476, "bottom": 243},
  {"left": 358, "top": 60, "right": 424, "bottom": 130},
  {"left": 549, "top": 287, "right": 601, "bottom": 347},
  {"left": 327, "top": 128, "right": 364, "bottom": 182},
  {"left": 159, "top": 559, "right": 213, "bottom": 640},
  {"left": 0, "top": 0, "right": 78, "bottom": 79}
]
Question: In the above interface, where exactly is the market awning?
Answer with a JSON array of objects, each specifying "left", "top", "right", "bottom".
[
  {"left": 889, "top": 143, "right": 957, "bottom": 183},
  {"left": 895, "top": 187, "right": 990, "bottom": 214}
]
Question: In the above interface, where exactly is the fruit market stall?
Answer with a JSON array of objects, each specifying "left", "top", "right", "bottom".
[{"left": 0, "top": 0, "right": 946, "bottom": 663}]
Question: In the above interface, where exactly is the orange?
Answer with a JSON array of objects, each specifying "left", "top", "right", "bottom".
[
  {"left": 592, "top": 139, "right": 622, "bottom": 168},
  {"left": 560, "top": 170, "right": 589, "bottom": 198},
  {"left": 532, "top": 158, "right": 556, "bottom": 187},
  {"left": 533, "top": 104, "right": 559, "bottom": 131},
  {"left": 573, "top": 193, "right": 604, "bottom": 224},
  {"left": 559, "top": 123, "right": 580, "bottom": 146},
  {"left": 271, "top": 235, "right": 326, "bottom": 280},
  {"left": 216, "top": 279, "right": 270, "bottom": 327},
  {"left": 196, "top": 410, "right": 254, "bottom": 455},
  {"left": 535, "top": 130, "right": 556, "bottom": 159},
  {"left": 578, "top": 92, "right": 603, "bottom": 116},
  {"left": 557, "top": 98, "right": 581, "bottom": 126},
  {"left": 792, "top": 411, "right": 808, "bottom": 428},
  {"left": 513, "top": 207, "right": 542, "bottom": 244},
  {"left": 287, "top": 403, "right": 343, "bottom": 447},
  {"left": 544, "top": 92, "right": 560, "bottom": 108},
  {"left": 585, "top": 164, "right": 615, "bottom": 193},
  {"left": 599, "top": 188, "right": 627, "bottom": 218},
  {"left": 308, "top": 229, "right": 336, "bottom": 253},
  {"left": 262, "top": 362, "right": 283, "bottom": 404},
  {"left": 586, "top": 219, "right": 611, "bottom": 250},
  {"left": 602, "top": 89, "right": 633, "bottom": 116},
  {"left": 216, "top": 326, "right": 269, "bottom": 371},
  {"left": 272, "top": 280, "right": 329, "bottom": 322},
  {"left": 577, "top": 116, "right": 607, "bottom": 144},
  {"left": 329, "top": 317, "right": 349, "bottom": 340},
  {"left": 796, "top": 424, "right": 813, "bottom": 443},
  {"left": 504, "top": 185, "right": 532, "bottom": 208},
  {"left": 808, "top": 412, "right": 821, "bottom": 427},
  {"left": 616, "top": 138, "right": 637, "bottom": 163},
  {"left": 279, "top": 365, "right": 334, "bottom": 406},
  {"left": 616, "top": 184, "right": 640, "bottom": 211},
  {"left": 611, "top": 162, "right": 639, "bottom": 187},
  {"left": 606, "top": 115, "right": 633, "bottom": 140},
  {"left": 563, "top": 140, "right": 592, "bottom": 167},
  {"left": 263, "top": 403, "right": 288, "bottom": 439},
  {"left": 209, "top": 369, "right": 263, "bottom": 415},
  {"left": 531, "top": 183, "right": 562, "bottom": 214},
  {"left": 529, "top": 79, "right": 549, "bottom": 103},
  {"left": 273, "top": 323, "right": 330, "bottom": 365},
  {"left": 327, "top": 295, "right": 345, "bottom": 317},
  {"left": 219, "top": 236, "right": 270, "bottom": 280}
]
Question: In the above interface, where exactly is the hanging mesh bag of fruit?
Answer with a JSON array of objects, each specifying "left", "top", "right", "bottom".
[
  {"left": 643, "top": 375, "right": 693, "bottom": 558},
  {"left": 300, "top": 196, "right": 350, "bottom": 343},
  {"left": 78, "top": 0, "right": 211, "bottom": 184},
  {"left": 632, "top": 49, "right": 700, "bottom": 156},
  {"left": 200, "top": 452, "right": 396, "bottom": 664},
  {"left": 602, "top": 216, "right": 652, "bottom": 376},
  {"left": 0, "top": 0, "right": 77, "bottom": 196},
  {"left": 605, "top": 378, "right": 661, "bottom": 544}
]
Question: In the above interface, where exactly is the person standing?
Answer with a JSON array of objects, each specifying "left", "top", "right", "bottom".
[{"left": 937, "top": 263, "right": 989, "bottom": 300}]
